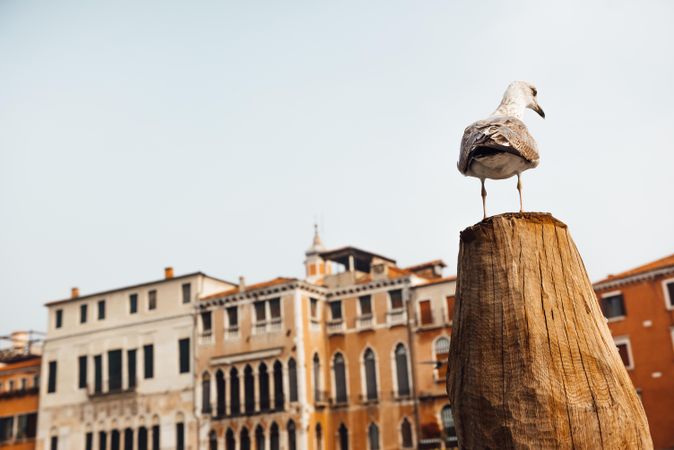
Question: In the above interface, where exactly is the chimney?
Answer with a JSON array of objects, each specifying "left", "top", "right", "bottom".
[
  {"left": 165, "top": 267, "right": 174, "bottom": 279},
  {"left": 239, "top": 276, "right": 246, "bottom": 292},
  {"left": 10, "top": 331, "right": 28, "bottom": 353},
  {"left": 71, "top": 287, "right": 80, "bottom": 298}
]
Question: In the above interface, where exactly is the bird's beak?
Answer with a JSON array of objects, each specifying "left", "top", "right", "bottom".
[{"left": 532, "top": 102, "right": 545, "bottom": 119}]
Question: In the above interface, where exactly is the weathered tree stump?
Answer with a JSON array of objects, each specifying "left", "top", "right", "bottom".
[{"left": 446, "top": 213, "right": 652, "bottom": 449}]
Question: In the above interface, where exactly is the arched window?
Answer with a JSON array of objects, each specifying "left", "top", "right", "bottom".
[
  {"left": 255, "top": 425, "right": 265, "bottom": 450},
  {"left": 230, "top": 368, "right": 240, "bottom": 416},
  {"left": 287, "top": 420, "right": 296, "bottom": 450},
  {"left": 138, "top": 427, "right": 148, "bottom": 450},
  {"left": 99, "top": 431, "right": 107, "bottom": 450},
  {"left": 123, "top": 428, "right": 133, "bottom": 450},
  {"left": 244, "top": 365, "right": 255, "bottom": 413},
  {"left": 312, "top": 353, "right": 320, "bottom": 401},
  {"left": 273, "top": 360, "right": 284, "bottom": 410},
  {"left": 259, "top": 363, "right": 270, "bottom": 412},
  {"left": 363, "top": 348, "right": 378, "bottom": 400},
  {"left": 338, "top": 423, "right": 348, "bottom": 450},
  {"left": 202, "top": 372, "right": 212, "bottom": 414},
  {"left": 401, "top": 418, "right": 413, "bottom": 448},
  {"left": 333, "top": 353, "right": 347, "bottom": 404},
  {"left": 240, "top": 427, "right": 250, "bottom": 450},
  {"left": 441, "top": 405, "right": 457, "bottom": 446},
  {"left": 111, "top": 430, "right": 120, "bottom": 450},
  {"left": 368, "top": 423, "right": 380, "bottom": 450},
  {"left": 288, "top": 358, "right": 298, "bottom": 402},
  {"left": 395, "top": 344, "right": 410, "bottom": 396},
  {"left": 226, "top": 429, "right": 235, "bottom": 450},
  {"left": 216, "top": 369, "right": 226, "bottom": 417},
  {"left": 270, "top": 422, "right": 280, "bottom": 450},
  {"left": 434, "top": 337, "right": 450, "bottom": 380},
  {"left": 315, "top": 423, "right": 323, "bottom": 450},
  {"left": 209, "top": 430, "right": 218, "bottom": 450},
  {"left": 151, "top": 424, "right": 160, "bottom": 450}
]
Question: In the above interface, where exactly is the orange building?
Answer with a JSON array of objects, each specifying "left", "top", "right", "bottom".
[
  {"left": 195, "top": 229, "right": 458, "bottom": 450},
  {"left": 593, "top": 253, "right": 674, "bottom": 450},
  {"left": 0, "top": 332, "right": 42, "bottom": 450}
]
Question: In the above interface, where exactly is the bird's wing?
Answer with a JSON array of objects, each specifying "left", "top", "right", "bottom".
[{"left": 458, "top": 116, "right": 540, "bottom": 174}]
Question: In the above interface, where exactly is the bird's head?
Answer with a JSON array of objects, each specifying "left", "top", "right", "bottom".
[{"left": 504, "top": 81, "right": 545, "bottom": 119}]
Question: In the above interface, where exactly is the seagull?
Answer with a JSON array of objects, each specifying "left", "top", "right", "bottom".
[{"left": 458, "top": 81, "right": 545, "bottom": 219}]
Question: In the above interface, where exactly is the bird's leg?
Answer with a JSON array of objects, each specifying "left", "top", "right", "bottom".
[
  {"left": 481, "top": 178, "right": 487, "bottom": 220},
  {"left": 517, "top": 173, "right": 523, "bottom": 213}
]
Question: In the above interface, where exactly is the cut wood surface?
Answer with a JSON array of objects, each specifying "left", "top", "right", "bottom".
[{"left": 446, "top": 212, "right": 652, "bottom": 449}]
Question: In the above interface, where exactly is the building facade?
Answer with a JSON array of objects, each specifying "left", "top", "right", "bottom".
[
  {"left": 37, "top": 269, "right": 234, "bottom": 450},
  {"left": 195, "top": 230, "right": 458, "bottom": 450},
  {"left": 593, "top": 254, "right": 674, "bottom": 450},
  {"left": 0, "top": 332, "right": 42, "bottom": 450}
]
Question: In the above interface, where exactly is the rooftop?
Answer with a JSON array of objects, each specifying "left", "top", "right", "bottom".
[
  {"left": 594, "top": 253, "right": 674, "bottom": 286},
  {"left": 319, "top": 246, "right": 396, "bottom": 272},
  {"left": 201, "top": 277, "right": 297, "bottom": 301}
]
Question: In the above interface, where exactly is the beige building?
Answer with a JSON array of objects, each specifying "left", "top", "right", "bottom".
[
  {"left": 195, "top": 230, "right": 458, "bottom": 450},
  {"left": 37, "top": 269, "right": 234, "bottom": 450}
]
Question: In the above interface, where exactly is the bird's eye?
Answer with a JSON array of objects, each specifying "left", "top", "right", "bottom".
[{"left": 531, "top": 87, "right": 538, "bottom": 96}]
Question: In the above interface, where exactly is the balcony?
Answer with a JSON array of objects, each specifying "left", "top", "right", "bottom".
[
  {"left": 314, "top": 390, "right": 330, "bottom": 408},
  {"left": 0, "top": 386, "right": 39, "bottom": 399},
  {"left": 87, "top": 381, "right": 136, "bottom": 399},
  {"left": 327, "top": 319, "right": 345, "bottom": 335},
  {"left": 199, "top": 332, "right": 214, "bottom": 345},
  {"left": 225, "top": 326, "right": 240, "bottom": 340},
  {"left": 269, "top": 318, "right": 282, "bottom": 332},
  {"left": 252, "top": 318, "right": 283, "bottom": 335},
  {"left": 387, "top": 308, "right": 407, "bottom": 327},
  {"left": 356, "top": 314, "right": 374, "bottom": 331}
]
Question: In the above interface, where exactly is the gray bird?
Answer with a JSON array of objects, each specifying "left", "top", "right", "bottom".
[{"left": 458, "top": 81, "right": 545, "bottom": 219}]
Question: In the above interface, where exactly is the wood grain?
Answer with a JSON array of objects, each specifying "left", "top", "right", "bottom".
[{"left": 446, "top": 212, "right": 652, "bottom": 449}]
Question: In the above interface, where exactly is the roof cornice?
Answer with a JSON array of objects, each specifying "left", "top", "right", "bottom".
[{"left": 593, "top": 266, "right": 674, "bottom": 291}]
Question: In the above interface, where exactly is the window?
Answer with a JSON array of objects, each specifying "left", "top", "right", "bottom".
[
  {"left": 230, "top": 367, "right": 240, "bottom": 415},
  {"left": 269, "top": 298, "right": 281, "bottom": 326},
  {"left": 255, "top": 426, "right": 265, "bottom": 450},
  {"left": 389, "top": 289, "right": 403, "bottom": 310},
  {"left": 129, "top": 294, "right": 138, "bottom": 314},
  {"left": 363, "top": 349, "right": 378, "bottom": 401},
  {"left": 663, "top": 279, "right": 674, "bottom": 309},
  {"left": 315, "top": 424, "right": 322, "bottom": 450},
  {"left": 368, "top": 423, "right": 380, "bottom": 450},
  {"left": 55, "top": 309, "right": 63, "bottom": 329},
  {"left": 94, "top": 355, "right": 102, "bottom": 393},
  {"left": 312, "top": 353, "right": 321, "bottom": 401},
  {"left": 434, "top": 337, "right": 450, "bottom": 381},
  {"left": 108, "top": 349, "right": 123, "bottom": 391},
  {"left": 176, "top": 423, "right": 185, "bottom": 450},
  {"left": 47, "top": 360, "right": 57, "bottom": 393},
  {"left": 259, "top": 363, "right": 270, "bottom": 411},
  {"left": 287, "top": 421, "right": 296, "bottom": 450},
  {"left": 112, "top": 430, "right": 120, "bottom": 450},
  {"left": 201, "top": 311, "right": 212, "bottom": 334},
  {"left": 333, "top": 353, "right": 347, "bottom": 404},
  {"left": 138, "top": 427, "right": 148, "bottom": 450},
  {"left": 226, "top": 429, "right": 235, "bottom": 450},
  {"left": 8, "top": 380, "right": 13, "bottom": 391},
  {"left": 240, "top": 427, "right": 250, "bottom": 450},
  {"left": 446, "top": 296, "right": 455, "bottom": 323},
  {"left": 441, "top": 405, "right": 458, "bottom": 445},
  {"left": 179, "top": 338, "right": 190, "bottom": 373},
  {"left": 128, "top": 349, "right": 137, "bottom": 388},
  {"left": 86, "top": 432, "right": 93, "bottom": 450},
  {"left": 359, "top": 295, "right": 372, "bottom": 316},
  {"left": 80, "top": 303, "right": 88, "bottom": 324},
  {"left": 338, "top": 424, "right": 348, "bottom": 450},
  {"left": 151, "top": 425, "right": 160, "bottom": 450},
  {"left": 148, "top": 290, "right": 157, "bottom": 310},
  {"left": 209, "top": 430, "right": 217, "bottom": 450},
  {"left": 270, "top": 423, "right": 280, "bottom": 450},
  {"left": 0, "top": 417, "right": 14, "bottom": 442},
  {"left": 97, "top": 300, "right": 106, "bottom": 320},
  {"left": 33, "top": 374, "right": 39, "bottom": 388},
  {"left": 288, "top": 358, "right": 298, "bottom": 402},
  {"left": 78, "top": 355, "right": 87, "bottom": 389},
  {"left": 330, "top": 301, "right": 343, "bottom": 320},
  {"left": 216, "top": 370, "right": 226, "bottom": 416},
  {"left": 273, "top": 360, "right": 284, "bottom": 410},
  {"left": 244, "top": 365, "right": 255, "bottom": 413},
  {"left": 20, "top": 378, "right": 27, "bottom": 390},
  {"left": 99, "top": 431, "right": 107, "bottom": 450},
  {"left": 124, "top": 429, "right": 133, "bottom": 450},
  {"left": 254, "top": 301, "right": 266, "bottom": 332},
  {"left": 17, "top": 412, "right": 37, "bottom": 439},
  {"left": 601, "top": 292, "right": 626, "bottom": 319},
  {"left": 144, "top": 344, "right": 154, "bottom": 379},
  {"left": 401, "top": 418, "right": 413, "bottom": 448},
  {"left": 226, "top": 307, "right": 238, "bottom": 332},
  {"left": 395, "top": 344, "right": 410, "bottom": 396},
  {"left": 614, "top": 336, "right": 634, "bottom": 369},
  {"left": 182, "top": 283, "right": 192, "bottom": 304},
  {"left": 202, "top": 372, "right": 212, "bottom": 414},
  {"left": 419, "top": 300, "right": 433, "bottom": 325},
  {"left": 310, "top": 298, "right": 318, "bottom": 319},
  {"left": 51, "top": 436, "right": 58, "bottom": 450}
]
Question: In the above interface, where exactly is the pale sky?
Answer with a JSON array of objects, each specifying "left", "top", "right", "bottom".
[{"left": 1, "top": 0, "right": 673, "bottom": 334}]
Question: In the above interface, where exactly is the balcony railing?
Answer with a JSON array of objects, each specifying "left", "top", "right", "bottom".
[
  {"left": 356, "top": 314, "right": 374, "bottom": 330},
  {"left": 269, "top": 318, "right": 282, "bottom": 332},
  {"left": 199, "top": 332, "right": 214, "bottom": 345},
  {"left": 327, "top": 319, "right": 344, "bottom": 334},
  {"left": 314, "top": 390, "right": 330, "bottom": 407},
  {"left": 387, "top": 308, "right": 407, "bottom": 326},
  {"left": 0, "top": 386, "right": 39, "bottom": 399},
  {"left": 87, "top": 381, "right": 136, "bottom": 398},
  {"left": 225, "top": 326, "right": 240, "bottom": 339},
  {"left": 253, "top": 318, "right": 283, "bottom": 335}
]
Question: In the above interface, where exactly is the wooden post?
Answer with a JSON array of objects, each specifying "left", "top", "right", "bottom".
[{"left": 446, "top": 213, "right": 652, "bottom": 449}]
